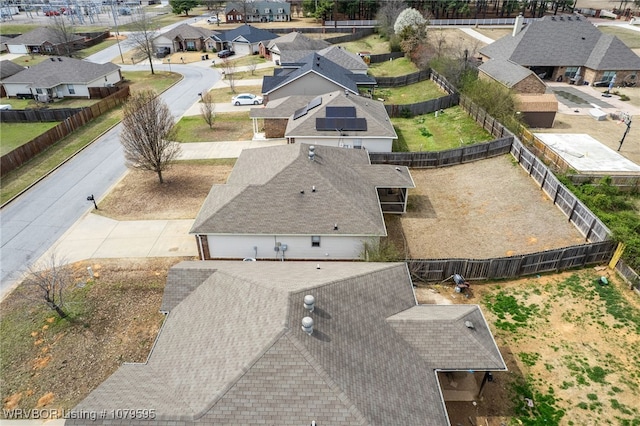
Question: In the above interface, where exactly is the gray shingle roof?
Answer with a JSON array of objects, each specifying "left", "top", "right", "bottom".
[
  {"left": 159, "top": 23, "right": 216, "bottom": 41},
  {"left": 213, "top": 24, "right": 278, "bottom": 44},
  {"left": 0, "top": 60, "right": 26, "bottom": 79},
  {"left": 6, "top": 27, "right": 84, "bottom": 46},
  {"left": 249, "top": 94, "right": 316, "bottom": 118},
  {"left": 316, "top": 45, "right": 368, "bottom": 72},
  {"left": 262, "top": 53, "right": 366, "bottom": 95},
  {"left": 190, "top": 143, "right": 413, "bottom": 236},
  {"left": 2, "top": 56, "right": 120, "bottom": 88},
  {"left": 71, "top": 261, "right": 506, "bottom": 425},
  {"left": 285, "top": 91, "right": 397, "bottom": 139},
  {"left": 478, "top": 58, "right": 537, "bottom": 88},
  {"left": 266, "top": 31, "right": 331, "bottom": 53},
  {"left": 479, "top": 15, "right": 640, "bottom": 70}
]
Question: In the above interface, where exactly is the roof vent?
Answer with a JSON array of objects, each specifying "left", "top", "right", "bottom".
[
  {"left": 464, "top": 320, "right": 475, "bottom": 329},
  {"left": 304, "top": 295, "right": 315, "bottom": 312},
  {"left": 312, "top": 185, "right": 316, "bottom": 192},
  {"left": 301, "top": 317, "right": 314, "bottom": 335},
  {"left": 551, "top": 16, "right": 556, "bottom": 20},
  {"left": 57, "top": 57, "right": 62, "bottom": 61},
  {"left": 308, "top": 145, "right": 315, "bottom": 161},
  {"left": 50, "top": 57, "right": 55, "bottom": 61},
  {"left": 333, "top": 223, "right": 338, "bottom": 230}
]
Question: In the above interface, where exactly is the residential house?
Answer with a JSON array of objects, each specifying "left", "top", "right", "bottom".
[
  {"left": 190, "top": 143, "right": 414, "bottom": 260},
  {"left": 259, "top": 31, "right": 331, "bottom": 65},
  {"left": 69, "top": 260, "right": 507, "bottom": 425},
  {"left": 0, "top": 35, "right": 14, "bottom": 53},
  {"left": 279, "top": 44, "right": 369, "bottom": 75},
  {"left": 261, "top": 53, "right": 376, "bottom": 102},
  {"left": 2, "top": 57, "right": 121, "bottom": 100},
  {"left": 478, "top": 58, "right": 547, "bottom": 94},
  {"left": 0, "top": 60, "right": 25, "bottom": 97},
  {"left": 154, "top": 24, "right": 218, "bottom": 53},
  {"left": 250, "top": 91, "right": 395, "bottom": 151},
  {"left": 4, "top": 27, "right": 85, "bottom": 55},
  {"left": 479, "top": 14, "right": 640, "bottom": 87},
  {"left": 225, "top": 0, "right": 290, "bottom": 23},
  {"left": 211, "top": 24, "right": 278, "bottom": 55}
]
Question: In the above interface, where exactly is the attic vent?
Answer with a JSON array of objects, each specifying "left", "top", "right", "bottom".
[
  {"left": 551, "top": 16, "right": 556, "bottom": 20},
  {"left": 50, "top": 58, "right": 56, "bottom": 61},
  {"left": 559, "top": 16, "right": 564, "bottom": 20},
  {"left": 301, "top": 317, "right": 314, "bottom": 335},
  {"left": 304, "top": 295, "right": 315, "bottom": 312},
  {"left": 464, "top": 320, "right": 475, "bottom": 329},
  {"left": 567, "top": 16, "right": 572, "bottom": 20},
  {"left": 57, "top": 57, "right": 62, "bottom": 61},
  {"left": 308, "top": 145, "right": 315, "bottom": 161}
]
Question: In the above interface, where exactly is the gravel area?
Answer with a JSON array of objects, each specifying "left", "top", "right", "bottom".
[{"left": 402, "top": 155, "right": 586, "bottom": 259}]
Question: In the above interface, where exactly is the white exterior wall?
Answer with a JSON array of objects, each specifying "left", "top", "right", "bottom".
[
  {"left": 292, "top": 136, "right": 393, "bottom": 153},
  {"left": 6, "top": 44, "right": 28, "bottom": 54},
  {"left": 154, "top": 36, "right": 173, "bottom": 52},
  {"left": 232, "top": 42, "right": 252, "bottom": 55},
  {"left": 205, "top": 234, "right": 375, "bottom": 260},
  {"left": 3, "top": 82, "right": 30, "bottom": 97}
]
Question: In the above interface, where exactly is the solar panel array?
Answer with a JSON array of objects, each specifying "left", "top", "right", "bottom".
[
  {"left": 316, "top": 117, "right": 367, "bottom": 131},
  {"left": 293, "top": 96, "right": 323, "bottom": 120},
  {"left": 326, "top": 106, "right": 356, "bottom": 118}
]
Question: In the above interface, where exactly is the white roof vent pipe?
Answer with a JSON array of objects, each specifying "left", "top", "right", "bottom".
[
  {"left": 308, "top": 145, "right": 315, "bottom": 161},
  {"left": 302, "top": 316, "right": 314, "bottom": 335},
  {"left": 304, "top": 295, "right": 315, "bottom": 312},
  {"left": 513, "top": 13, "right": 524, "bottom": 37}
]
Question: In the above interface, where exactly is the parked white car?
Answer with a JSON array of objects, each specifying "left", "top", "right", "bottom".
[
  {"left": 207, "top": 16, "right": 220, "bottom": 23},
  {"left": 231, "top": 93, "right": 263, "bottom": 106}
]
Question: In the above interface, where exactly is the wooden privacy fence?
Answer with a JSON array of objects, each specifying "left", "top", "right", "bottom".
[
  {"left": 0, "top": 108, "right": 84, "bottom": 123},
  {"left": 370, "top": 137, "right": 512, "bottom": 167},
  {"left": 510, "top": 137, "right": 612, "bottom": 243},
  {"left": 384, "top": 94, "right": 458, "bottom": 118},
  {"left": 407, "top": 240, "right": 617, "bottom": 282},
  {"left": 368, "top": 52, "right": 405, "bottom": 64},
  {"left": 459, "top": 95, "right": 510, "bottom": 138},
  {"left": 1, "top": 86, "right": 130, "bottom": 177},
  {"left": 376, "top": 69, "right": 431, "bottom": 88}
]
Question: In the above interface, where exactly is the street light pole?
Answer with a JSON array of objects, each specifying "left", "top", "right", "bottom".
[
  {"left": 110, "top": 1, "right": 125, "bottom": 64},
  {"left": 167, "top": 57, "right": 171, "bottom": 72}
]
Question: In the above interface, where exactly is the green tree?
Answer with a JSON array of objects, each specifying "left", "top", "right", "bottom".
[{"left": 170, "top": 0, "right": 198, "bottom": 15}]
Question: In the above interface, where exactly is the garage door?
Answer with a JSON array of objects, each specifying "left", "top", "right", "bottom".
[{"left": 232, "top": 42, "right": 251, "bottom": 55}]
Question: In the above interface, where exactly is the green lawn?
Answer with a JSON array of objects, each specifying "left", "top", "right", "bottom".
[
  {"left": 0, "top": 24, "right": 38, "bottom": 35},
  {"left": 118, "top": 7, "right": 204, "bottom": 31},
  {"left": 599, "top": 26, "right": 640, "bottom": 49},
  {"left": 224, "top": 67, "right": 274, "bottom": 81},
  {"left": 368, "top": 57, "right": 417, "bottom": 77},
  {"left": 215, "top": 55, "right": 269, "bottom": 69},
  {"left": 338, "top": 34, "right": 392, "bottom": 55},
  {"left": 10, "top": 55, "right": 49, "bottom": 67},
  {"left": 0, "top": 122, "right": 60, "bottom": 155},
  {"left": 374, "top": 79, "right": 448, "bottom": 105},
  {"left": 173, "top": 112, "right": 253, "bottom": 142},
  {"left": 74, "top": 39, "right": 119, "bottom": 59},
  {"left": 392, "top": 105, "right": 493, "bottom": 152}
]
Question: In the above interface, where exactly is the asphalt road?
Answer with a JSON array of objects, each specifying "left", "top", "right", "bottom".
[{"left": 0, "top": 63, "right": 220, "bottom": 299}]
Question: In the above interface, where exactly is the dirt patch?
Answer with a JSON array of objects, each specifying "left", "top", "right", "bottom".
[
  {"left": 403, "top": 155, "right": 585, "bottom": 259},
  {"left": 0, "top": 258, "right": 182, "bottom": 416},
  {"left": 96, "top": 161, "right": 233, "bottom": 220},
  {"left": 416, "top": 270, "right": 640, "bottom": 426}
]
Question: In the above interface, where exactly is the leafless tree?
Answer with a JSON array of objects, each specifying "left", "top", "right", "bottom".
[
  {"left": 247, "top": 57, "right": 258, "bottom": 75},
  {"left": 376, "top": 0, "right": 406, "bottom": 38},
  {"left": 23, "top": 253, "right": 73, "bottom": 319},
  {"left": 126, "top": 11, "right": 158, "bottom": 74},
  {"left": 120, "top": 89, "right": 181, "bottom": 184},
  {"left": 200, "top": 92, "right": 216, "bottom": 129},
  {"left": 49, "top": 16, "right": 78, "bottom": 57},
  {"left": 223, "top": 58, "right": 238, "bottom": 92}
]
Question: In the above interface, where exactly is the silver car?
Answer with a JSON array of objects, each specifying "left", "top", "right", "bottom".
[{"left": 231, "top": 93, "right": 263, "bottom": 106}]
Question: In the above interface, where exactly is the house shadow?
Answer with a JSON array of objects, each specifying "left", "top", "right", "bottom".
[
  {"left": 443, "top": 344, "right": 525, "bottom": 425},
  {"left": 405, "top": 194, "right": 437, "bottom": 218}
]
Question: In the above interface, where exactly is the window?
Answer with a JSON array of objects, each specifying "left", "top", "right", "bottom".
[
  {"left": 67, "top": 84, "right": 75, "bottom": 94},
  {"left": 186, "top": 41, "right": 196, "bottom": 50},
  {"left": 311, "top": 236, "right": 321, "bottom": 247},
  {"left": 36, "top": 88, "right": 43, "bottom": 94},
  {"left": 353, "top": 139, "right": 362, "bottom": 149},
  {"left": 564, "top": 67, "right": 579, "bottom": 78},
  {"left": 264, "top": 8, "right": 271, "bottom": 13},
  {"left": 602, "top": 71, "right": 616, "bottom": 82}
]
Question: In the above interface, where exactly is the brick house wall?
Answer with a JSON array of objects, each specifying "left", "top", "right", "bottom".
[
  {"left": 264, "top": 118, "right": 288, "bottom": 138},
  {"left": 512, "top": 74, "right": 546, "bottom": 94}
]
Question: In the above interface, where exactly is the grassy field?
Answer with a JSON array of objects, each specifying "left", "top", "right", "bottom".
[
  {"left": 0, "top": 122, "right": 60, "bottom": 155},
  {"left": 393, "top": 105, "right": 494, "bottom": 151},
  {"left": 215, "top": 54, "right": 269, "bottom": 69},
  {"left": 173, "top": 112, "right": 253, "bottom": 142},
  {"left": 0, "top": 71, "right": 180, "bottom": 205},
  {"left": 368, "top": 57, "right": 417, "bottom": 77},
  {"left": 338, "top": 33, "right": 392, "bottom": 55},
  {"left": 599, "top": 25, "right": 640, "bottom": 49},
  {"left": 374, "top": 79, "right": 448, "bottom": 104}
]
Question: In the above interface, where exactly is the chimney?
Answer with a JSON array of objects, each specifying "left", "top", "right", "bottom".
[{"left": 513, "top": 14, "right": 524, "bottom": 37}]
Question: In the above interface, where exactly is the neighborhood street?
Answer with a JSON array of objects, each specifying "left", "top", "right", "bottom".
[{"left": 0, "top": 63, "right": 221, "bottom": 300}]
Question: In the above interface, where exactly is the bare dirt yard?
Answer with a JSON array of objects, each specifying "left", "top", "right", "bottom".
[
  {"left": 1, "top": 258, "right": 180, "bottom": 416},
  {"left": 403, "top": 155, "right": 586, "bottom": 259},
  {"left": 415, "top": 270, "right": 640, "bottom": 426}
]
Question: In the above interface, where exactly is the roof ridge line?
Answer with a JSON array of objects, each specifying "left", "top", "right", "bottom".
[{"left": 284, "top": 333, "right": 369, "bottom": 425}]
